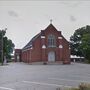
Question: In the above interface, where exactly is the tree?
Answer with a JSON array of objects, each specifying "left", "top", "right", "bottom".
[
  {"left": 70, "top": 25, "right": 90, "bottom": 63},
  {"left": 0, "top": 29, "right": 15, "bottom": 64},
  {"left": 80, "top": 34, "right": 90, "bottom": 62},
  {"left": 0, "top": 30, "right": 6, "bottom": 64},
  {"left": 3, "top": 37, "right": 15, "bottom": 59}
]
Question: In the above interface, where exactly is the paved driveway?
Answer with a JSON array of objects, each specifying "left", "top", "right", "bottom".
[{"left": 0, "top": 62, "right": 90, "bottom": 90}]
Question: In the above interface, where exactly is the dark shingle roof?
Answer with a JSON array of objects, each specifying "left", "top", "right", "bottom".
[
  {"left": 22, "top": 33, "right": 41, "bottom": 50},
  {"left": 22, "top": 24, "right": 59, "bottom": 51}
]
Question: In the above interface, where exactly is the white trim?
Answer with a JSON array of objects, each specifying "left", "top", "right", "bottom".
[
  {"left": 42, "top": 45, "right": 46, "bottom": 49},
  {"left": 69, "top": 47, "right": 71, "bottom": 49},
  {"left": 59, "top": 45, "right": 63, "bottom": 48},
  {"left": 41, "top": 36, "right": 45, "bottom": 39},
  {"left": 22, "top": 47, "right": 33, "bottom": 52},
  {"left": 22, "top": 48, "right": 30, "bottom": 52},
  {"left": 58, "top": 37, "right": 62, "bottom": 39},
  {"left": 30, "top": 47, "right": 33, "bottom": 49}
]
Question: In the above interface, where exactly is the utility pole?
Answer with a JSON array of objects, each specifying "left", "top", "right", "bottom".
[
  {"left": 1, "top": 30, "right": 3, "bottom": 65},
  {"left": 0, "top": 28, "right": 7, "bottom": 65}
]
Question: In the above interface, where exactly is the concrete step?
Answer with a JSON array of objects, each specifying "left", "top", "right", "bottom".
[{"left": 29, "top": 61, "right": 63, "bottom": 65}]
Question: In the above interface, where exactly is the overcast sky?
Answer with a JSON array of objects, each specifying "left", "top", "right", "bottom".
[{"left": 0, "top": 0, "right": 90, "bottom": 49}]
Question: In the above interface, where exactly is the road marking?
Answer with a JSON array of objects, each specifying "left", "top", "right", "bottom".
[
  {"left": 22, "top": 81, "right": 72, "bottom": 88},
  {"left": 49, "top": 78, "right": 90, "bottom": 83},
  {"left": 0, "top": 87, "right": 14, "bottom": 90}
]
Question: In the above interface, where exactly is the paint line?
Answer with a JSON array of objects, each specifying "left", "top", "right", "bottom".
[
  {"left": 49, "top": 78, "right": 90, "bottom": 83},
  {"left": 0, "top": 87, "right": 15, "bottom": 90},
  {"left": 22, "top": 81, "right": 72, "bottom": 88}
]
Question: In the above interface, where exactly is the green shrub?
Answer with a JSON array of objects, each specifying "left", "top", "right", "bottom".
[
  {"left": 79, "top": 83, "right": 90, "bottom": 90},
  {"left": 56, "top": 83, "right": 90, "bottom": 90},
  {"left": 85, "top": 59, "right": 90, "bottom": 64}
]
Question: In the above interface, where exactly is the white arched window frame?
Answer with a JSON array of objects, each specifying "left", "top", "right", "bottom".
[{"left": 48, "top": 34, "right": 56, "bottom": 47}]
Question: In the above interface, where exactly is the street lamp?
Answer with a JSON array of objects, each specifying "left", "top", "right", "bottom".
[{"left": 0, "top": 28, "right": 7, "bottom": 65}]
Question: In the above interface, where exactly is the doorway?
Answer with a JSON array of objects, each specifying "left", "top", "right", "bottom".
[{"left": 48, "top": 51, "right": 55, "bottom": 62}]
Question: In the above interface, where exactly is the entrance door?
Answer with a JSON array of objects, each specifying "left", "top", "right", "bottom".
[
  {"left": 48, "top": 51, "right": 55, "bottom": 62},
  {"left": 17, "top": 55, "right": 20, "bottom": 62}
]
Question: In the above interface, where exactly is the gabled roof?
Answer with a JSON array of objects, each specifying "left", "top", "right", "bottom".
[
  {"left": 22, "top": 33, "right": 41, "bottom": 50},
  {"left": 45, "top": 24, "right": 58, "bottom": 31},
  {"left": 22, "top": 24, "right": 59, "bottom": 51}
]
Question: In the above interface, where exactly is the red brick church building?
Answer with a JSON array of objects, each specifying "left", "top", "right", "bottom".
[{"left": 15, "top": 23, "right": 70, "bottom": 64}]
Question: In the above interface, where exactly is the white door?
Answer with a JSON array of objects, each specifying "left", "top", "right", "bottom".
[
  {"left": 48, "top": 51, "right": 55, "bottom": 62},
  {"left": 17, "top": 55, "right": 20, "bottom": 62}
]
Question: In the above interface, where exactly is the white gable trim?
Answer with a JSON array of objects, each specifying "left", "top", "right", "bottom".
[
  {"left": 42, "top": 45, "right": 46, "bottom": 49},
  {"left": 41, "top": 36, "right": 45, "bottom": 39},
  {"left": 58, "top": 37, "right": 62, "bottom": 39},
  {"left": 59, "top": 45, "right": 63, "bottom": 48}
]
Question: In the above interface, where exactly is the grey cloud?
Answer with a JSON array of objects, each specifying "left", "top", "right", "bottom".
[
  {"left": 70, "top": 15, "right": 76, "bottom": 22},
  {"left": 8, "top": 10, "right": 18, "bottom": 17}
]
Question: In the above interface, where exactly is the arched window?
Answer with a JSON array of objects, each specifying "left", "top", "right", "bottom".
[{"left": 48, "top": 34, "right": 56, "bottom": 47}]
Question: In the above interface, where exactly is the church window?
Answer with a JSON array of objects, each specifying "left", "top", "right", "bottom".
[{"left": 48, "top": 34, "right": 56, "bottom": 47}]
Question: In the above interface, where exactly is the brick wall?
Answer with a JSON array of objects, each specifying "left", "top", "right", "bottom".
[{"left": 20, "top": 24, "right": 70, "bottom": 64}]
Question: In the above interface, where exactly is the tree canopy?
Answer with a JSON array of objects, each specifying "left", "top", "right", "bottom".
[
  {"left": 70, "top": 25, "right": 90, "bottom": 63},
  {"left": 0, "top": 29, "right": 15, "bottom": 62}
]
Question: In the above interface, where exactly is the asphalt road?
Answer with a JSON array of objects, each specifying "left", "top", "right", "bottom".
[{"left": 0, "top": 62, "right": 90, "bottom": 90}]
